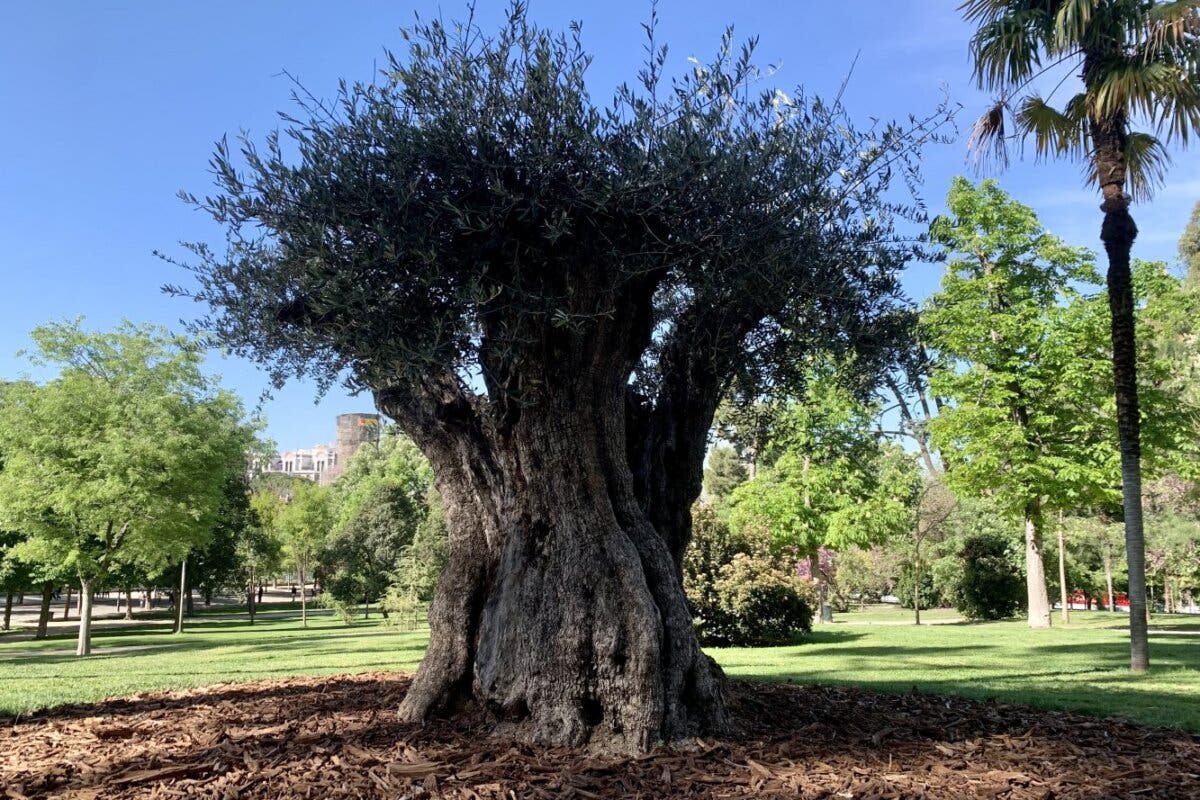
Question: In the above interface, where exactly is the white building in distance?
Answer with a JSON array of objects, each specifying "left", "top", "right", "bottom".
[{"left": 258, "top": 412, "right": 382, "bottom": 486}]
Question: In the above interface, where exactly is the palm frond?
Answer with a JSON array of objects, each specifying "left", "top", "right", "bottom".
[
  {"left": 1154, "top": 71, "right": 1200, "bottom": 144},
  {"left": 967, "top": 99, "right": 1011, "bottom": 170},
  {"left": 1053, "top": 0, "right": 1095, "bottom": 48},
  {"left": 958, "top": 0, "right": 1013, "bottom": 25},
  {"left": 968, "top": 8, "right": 1054, "bottom": 90},
  {"left": 1141, "top": 0, "right": 1200, "bottom": 55},
  {"left": 1014, "top": 95, "right": 1088, "bottom": 160},
  {"left": 1090, "top": 58, "right": 1179, "bottom": 120}
]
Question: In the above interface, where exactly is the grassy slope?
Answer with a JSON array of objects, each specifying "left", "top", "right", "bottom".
[{"left": 1, "top": 609, "right": 1196, "bottom": 731}]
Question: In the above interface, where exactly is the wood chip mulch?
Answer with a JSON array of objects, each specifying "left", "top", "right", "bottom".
[{"left": 3, "top": 672, "right": 1198, "bottom": 799}]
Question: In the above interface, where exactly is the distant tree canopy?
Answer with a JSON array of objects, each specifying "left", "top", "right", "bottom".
[
  {"left": 0, "top": 321, "right": 256, "bottom": 655},
  {"left": 171, "top": 7, "right": 951, "bottom": 751}
]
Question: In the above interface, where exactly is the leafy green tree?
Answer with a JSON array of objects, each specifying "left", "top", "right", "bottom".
[
  {"left": 189, "top": 473, "right": 257, "bottom": 610},
  {"left": 0, "top": 530, "right": 34, "bottom": 631},
  {"left": 963, "top": 0, "right": 1200, "bottom": 669},
  {"left": 924, "top": 178, "right": 1103, "bottom": 627},
  {"left": 276, "top": 479, "right": 332, "bottom": 627},
  {"left": 169, "top": 6, "right": 952, "bottom": 748},
  {"left": 953, "top": 532, "right": 1026, "bottom": 620},
  {"left": 328, "top": 427, "right": 432, "bottom": 529},
  {"left": 703, "top": 446, "right": 749, "bottom": 503},
  {"left": 1182, "top": 200, "right": 1200, "bottom": 286},
  {"left": 323, "top": 482, "right": 421, "bottom": 616},
  {"left": 729, "top": 377, "right": 922, "bottom": 620},
  {"left": 246, "top": 488, "right": 287, "bottom": 622},
  {"left": 0, "top": 321, "right": 255, "bottom": 655}
]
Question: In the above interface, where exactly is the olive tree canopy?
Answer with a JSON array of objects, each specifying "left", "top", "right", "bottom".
[{"left": 169, "top": 7, "right": 950, "bottom": 751}]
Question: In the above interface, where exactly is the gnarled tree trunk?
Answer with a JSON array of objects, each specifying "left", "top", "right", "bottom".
[{"left": 383, "top": 350, "right": 728, "bottom": 752}]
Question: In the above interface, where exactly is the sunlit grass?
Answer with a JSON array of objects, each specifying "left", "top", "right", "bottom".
[{"left": 1, "top": 607, "right": 1196, "bottom": 731}]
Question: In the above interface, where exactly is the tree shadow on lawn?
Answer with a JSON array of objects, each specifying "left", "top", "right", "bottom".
[
  {"left": 0, "top": 633, "right": 428, "bottom": 674},
  {"left": 5, "top": 672, "right": 1198, "bottom": 799},
  {"left": 1028, "top": 637, "right": 1199, "bottom": 666}
]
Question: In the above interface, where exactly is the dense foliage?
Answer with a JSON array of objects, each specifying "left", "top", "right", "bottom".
[
  {"left": 683, "top": 506, "right": 814, "bottom": 646},
  {"left": 953, "top": 533, "right": 1026, "bottom": 621}
]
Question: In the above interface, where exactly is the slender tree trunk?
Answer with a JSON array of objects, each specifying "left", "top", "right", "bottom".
[
  {"left": 36, "top": 582, "right": 53, "bottom": 639},
  {"left": 299, "top": 559, "right": 307, "bottom": 628},
  {"left": 75, "top": 579, "right": 94, "bottom": 657},
  {"left": 1104, "top": 547, "right": 1116, "bottom": 612},
  {"left": 124, "top": 588, "right": 133, "bottom": 620},
  {"left": 1024, "top": 501, "right": 1052, "bottom": 628},
  {"left": 62, "top": 586, "right": 72, "bottom": 621},
  {"left": 248, "top": 566, "right": 256, "bottom": 624},
  {"left": 174, "top": 558, "right": 187, "bottom": 635},
  {"left": 2, "top": 591, "right": 13, "bottom": 631},
  {"left": 913, "top": 530, "right": 923, "bottom": 625},
  {"left": 1057, "top": 515, "right": 1069, "bottom": 625}
]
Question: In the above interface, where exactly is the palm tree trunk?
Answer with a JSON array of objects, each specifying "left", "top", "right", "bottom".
[{"left": 1100, "top": 191, "right": 1149, "bottom": 670}]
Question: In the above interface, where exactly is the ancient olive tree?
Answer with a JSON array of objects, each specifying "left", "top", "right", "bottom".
[{"left": 170, "top": 10, "right": 948, "bottom": 750}]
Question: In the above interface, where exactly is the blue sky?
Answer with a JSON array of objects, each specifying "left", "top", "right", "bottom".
[{"left": 2, "top": 1, "right": 1197, "bottom": 449}]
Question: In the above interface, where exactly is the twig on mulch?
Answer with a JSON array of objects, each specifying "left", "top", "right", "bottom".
[{"left": 3, "top": 673, "right": 1197, "bottom": 799}]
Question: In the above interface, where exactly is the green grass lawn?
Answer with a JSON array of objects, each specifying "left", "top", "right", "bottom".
[{"left": 1, "top": 607, "right": 1197, "bottom": 732}]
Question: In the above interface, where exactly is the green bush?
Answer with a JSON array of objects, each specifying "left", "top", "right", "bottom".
[
  {"left": 952, "top": 533, "right": 1024, "bottom": 620},
  {"left": 895, "top": 561, "right": 939, "bottom": 610},
  {"left": 684, "top": 506, "right": 814, "bottom": 646},
  {"left": 317, "top": 591, "right": 357, "bottom": 625},
  {"left": 380, "top": 587, "right": 425, "bottom": 630},
  {"left": 707, "top": 554, "right": 816, "bottom": 645}
]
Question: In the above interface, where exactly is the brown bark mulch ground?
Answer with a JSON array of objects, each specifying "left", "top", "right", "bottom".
[{"left": 3, "top": 673, "right": 1198, "bottom": 799}]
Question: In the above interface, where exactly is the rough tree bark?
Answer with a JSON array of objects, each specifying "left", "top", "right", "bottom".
[
  {"left": 1092, "top": 103, "right": 1149, "bottom": 671},
  {"left": 2, "top": 591, "right": 12, "bottom": 631},
  {"left": 384, "top": 290, "right": 731, "bottom": 751}
]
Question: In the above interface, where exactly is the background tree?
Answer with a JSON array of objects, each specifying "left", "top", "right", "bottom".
[
  {"left": 246, "top": 488, "right": 288, "bottom": 622},
  {"left": 276, "top": 479, "right": 331, "bottom": 628},
  {"left": 729, "top": 376, "right": 922, "bottom": 621},
  {"left": 703, "top": 446, "right": 749, "bottom": 504},
  {"left": 963, "top": 0, "right": 1200, "bottom": 668},
  {"left": 382, "top": 485, "right": 451, "bottom": 627},
  {"left": 924, "top": 177, "right": 1104, "bottom": 627},
  {"left": 322, "top": 482, "right": 422, "bottom": 618},
  {"left": 1180, "top": 200, "right": 1200, "bottom": 286},
  {"left": 0, "top": 321, "right": 255, "bottom": 655},
  {"left": 170, "top": 7, "right": 951, "bottom": 749},
  {"left": 188, "top": 473, "right": 257, "bottom": 611},
  {"left": 0, "top": 530, "right": 33, "bottom": 631}
]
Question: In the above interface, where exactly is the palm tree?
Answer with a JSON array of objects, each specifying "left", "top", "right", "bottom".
[{"left": 961, "top": 0, "right": 1200, "bottom": 671}]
